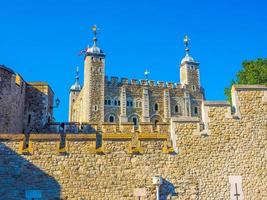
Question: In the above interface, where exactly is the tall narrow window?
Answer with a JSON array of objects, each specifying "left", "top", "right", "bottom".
[
  {"left": 114, "top": 100, "right": 117, "bottom": 106},
  {"left": 175, "top": 105, "right": 179, "bottom": 113},
  {"left": 154, "top": 120, "right": 159, "bottom": 128},
  {"left": 118, "top": 100, "right": 121, "bottom": 106},
  {"left": 108, "top": 100, "right": 111, "bottom": 105},
  {"left": 154, "top": 103, "right": 159, "bottom": 111},
  {"left": 109, "top": 115, "right": 114, "bottom": 123},
  {"left": 194, "top": 106, "right": 198, "bottom": 114},
  {"left": 132, "top": 117, "right": 138, "bottom": 126},
  {"left": 27, "top": 114, "right": 31, "bottom": 125}
]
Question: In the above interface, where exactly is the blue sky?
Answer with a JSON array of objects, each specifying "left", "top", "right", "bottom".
[{"left": 0, "top": 0, "right": 266, "bottom": 121}]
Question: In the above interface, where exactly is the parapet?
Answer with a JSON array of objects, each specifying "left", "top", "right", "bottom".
[{"left": 105, "top": 76, "right": 182, "bottom": 89}]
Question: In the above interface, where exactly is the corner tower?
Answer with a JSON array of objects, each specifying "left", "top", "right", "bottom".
[
  {"left": 82, "top": 25, "right": 105, "bottom": 123},
  {"left": 180, "top": 35, "right": 200, "bottom": 91}
]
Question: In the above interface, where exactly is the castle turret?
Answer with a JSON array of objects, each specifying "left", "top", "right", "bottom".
[
  {"left": 180, "top": 35, "right": 200, "bottom": 92},
  {"left": 82, "top": 25, "right": 105, "bottom": 123},
  {"left": 69, "top": 66, "right": 81, "bottom": 122}
]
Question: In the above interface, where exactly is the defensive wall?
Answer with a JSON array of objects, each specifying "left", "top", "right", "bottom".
[{"left": 0, "top": 85, "right": 266, "bottom": 199}]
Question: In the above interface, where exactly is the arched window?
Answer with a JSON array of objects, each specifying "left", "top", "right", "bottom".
[
  {"left": 130, "top": 101, "right": 133, "bottom": 107},
  {"left": 118, "top": 100, "right": 121, "bottom": 106},
  {"left": 192, "top": 85, "right": 196, "bottom": 91},
  {"left": 107, "top": 100, "right": 111, "bottom": 105},
  {"left": 127, "top": 101, "right": 129, "bottom": 107},
  {"left": 109, "top": 115, "right": 115, "bottom": 123},
  {"left": 154, "top": 103, "right": 159, "bottom": 111},
  {"left": 114, "top": 100, "right": 117, "bottom": 106},
  {"left": 154, "top": 120, "right": 159, "bottom": 128},
  {"left": 175, "top": 105, "right": 179, "bottom": 113},
  {"left": 132, "top": 117, "right": 138, "bottom": 126},
  {"left": 104, "top": 100, "right": 107, "bottom": 105}
]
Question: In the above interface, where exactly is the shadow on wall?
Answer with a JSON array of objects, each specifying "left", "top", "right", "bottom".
[{"left": 0, "top": 142, "right": 61, "bottom": 200}]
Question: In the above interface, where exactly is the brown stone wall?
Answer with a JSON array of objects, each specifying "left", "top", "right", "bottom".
[
  {"left": 0, "top": 66, "right": 26, "bottom": 133},
  {"left": 24, "top": 82, "right": 54, "bottom": 133},
  {"left": 1, "top": 85, "right": 264, "bottom": 199}
]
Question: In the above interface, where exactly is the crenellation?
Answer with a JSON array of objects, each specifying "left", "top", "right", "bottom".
[
  {"left": 121, "top": 77, "right": 129, "bottom": 85},
  {"left": 110, "top": 76, "right": 119, "bottom": 85},
  {"left": 130, "top": 79, "right": 139, "bottom": 85},
  {"left": 157, "top": 81, "right": 165, "bottom": 88},
  {"left": 167, "top": 82, "right": 174, "bottom": 89}
]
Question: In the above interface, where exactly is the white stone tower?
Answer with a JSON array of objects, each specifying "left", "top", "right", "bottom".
[
  {"left": 69, "top": 66, "right": 81, "bottom": 122},
  {"left": 82, "top": 25, "right": 105, "bottom": 123},
  {"left": 180, "top": 35, "right": 200, "bottom": 92}
]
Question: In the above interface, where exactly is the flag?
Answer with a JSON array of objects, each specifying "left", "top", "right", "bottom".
[{"left": 78, "top": 49, "right": 86, "bottom": 56}]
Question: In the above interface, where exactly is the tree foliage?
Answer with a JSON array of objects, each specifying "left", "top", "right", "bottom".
[{"left": 224, "top": 58, "right": 267, "bottom": 102}]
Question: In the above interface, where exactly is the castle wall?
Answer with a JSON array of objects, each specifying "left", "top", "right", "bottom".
[
  {"left": 24, "top": 82, "right": 54, "bottom": 133},
  {"left": 0, "top": 66, "right": 26, "bottom": 133},
  {"left": 0, "top": 85, "right": 266, "bottom": 199}
]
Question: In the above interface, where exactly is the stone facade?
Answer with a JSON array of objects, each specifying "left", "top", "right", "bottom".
[
  {"left": 0, "top": 65, "right": 54, "bottom": 133},
  {"left": 69, "top": 34, "right": 204, "bottom": 127},
  {"left": 0, "top": 85, "right": 266, "bottom": 199}
]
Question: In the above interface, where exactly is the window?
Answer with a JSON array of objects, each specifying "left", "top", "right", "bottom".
[
  {"left": 93, "top": 105, "right": 98, "bottom": 111},
  {"left": 130, "top": 101, "right": 133, "bottom": 107},
  {"left": 109, "top": 115, "right": 115, "bottom": 123},
  {"left": 118, "top": 100, "right": 121, "bottom": 106},
  {"left": 127, "top": 101, "right": 129, "bottom": 107},
  {"left": 194, "top": 106, "right": 198, "bottom": 114},
  {"left": 104, "top": 99, "right": 107, "bottom": 105},
  {"left": 192, "top": 85, "right": 196, "bottom": 91},
  {"left": 114, "top": 100, "right": 117, "bottom": 106},
  {"left": 175, "top": 105, "right": 179, "bottom": 113},
  {"left": 190, "top": 65, "right": 194, "bottom": 70},
  {"left": 107, "top": 100, "right": 111, "bottom": 105},
  {"left": 27, "top": 114, "right": 31, "bottom": 125},
  {"left": 132, "top": 117, "right": 138, "bottom": 126},
  {"left": 154, "top": 120, "right": 159, "bottom": 128},
  {"left": 154, "top": 103, "right": 159, "bottom": 111}
]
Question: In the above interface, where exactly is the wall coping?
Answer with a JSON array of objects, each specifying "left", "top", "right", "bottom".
[
  {"left": 0, "top": 134, "right": 24, "bottom": 141},
  {"left": 29, "top": 134, "right": 60, "bottom": 141},
  {"left": 171, "top": 116, "right": 199, "bottom": 123},
  {"left": 204, "top": 101, "right": 231, "bottom": 106},
  {"left": 233, "top": 84, "right": 267, "bottom": 91}
]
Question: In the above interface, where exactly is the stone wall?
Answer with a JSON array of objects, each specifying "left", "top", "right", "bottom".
[
  {"left": 0, "top": 85, "right": 266, "bottom": 200},
  {"left": 0, "top": 65, "right": 26, "bottom": 133},
  {"left": 24, "top": 82, "right": 54, "bottom": 133},
  {"left": 0, "top": 65, "right": 55, "bottom": 134}
]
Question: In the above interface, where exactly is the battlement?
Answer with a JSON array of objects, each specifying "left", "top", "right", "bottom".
[
  {"left": 0, "top": 85, "right": 266, "bottom": 199},
  {"left": 1, "top": 85, "right": 266, "bottom": 155},
  {"left": 105, "top": 76, "right": 183, "bottom": 89}
]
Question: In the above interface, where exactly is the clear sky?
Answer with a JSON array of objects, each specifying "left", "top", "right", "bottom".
[{"left": 0, "top": 0, "right": 266, "bottom": 121}]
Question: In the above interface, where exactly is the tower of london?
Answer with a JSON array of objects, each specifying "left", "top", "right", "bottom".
[
  {"left": 0, "top": 27, "right": 266, "bottom": 199},
  {"left": 69, "top": 27, "right": 204, "bottom": 127}
]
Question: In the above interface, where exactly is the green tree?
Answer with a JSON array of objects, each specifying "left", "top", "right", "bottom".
[{"left": 224, "top": 58, "right": 267, "bottom": 102}]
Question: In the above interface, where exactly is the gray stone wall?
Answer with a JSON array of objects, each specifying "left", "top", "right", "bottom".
[
  {"left": 0, "top": 65, "right": 54, "bottom": 134},
  {"left": 0, "top": 65, "right": 26, "bottom": 133},
  {"left": 24, "top": 82, "right": 54, "bottom": 133}
]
